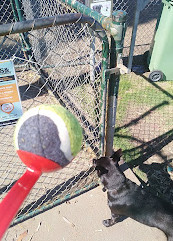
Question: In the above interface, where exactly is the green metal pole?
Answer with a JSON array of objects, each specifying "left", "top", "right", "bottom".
[
  {"left": 10, "top": 0, "right": 29, "bottom": 55},
  {"left": 105, "top": 10, "right": 127, "bottom": 156},
  {"left": 14, "top": 0, "right": 24, "bottom": 21},
  {"left": 12, "top": 0, "right": 32, "bottom": 57},
  {"left": 100, "top": 35, "right": 109, "bottom": 155},
  {"left": 10, "top": 0, "right": 19, "bottom": 21},
  {"left": 105, "top": 36, "right": 120, "bottom": 156},
  {"left": 111, "top": 10, "right": 127, "bottom": 64}
]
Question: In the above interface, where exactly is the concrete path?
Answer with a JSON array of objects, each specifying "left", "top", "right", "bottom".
[{"left": 3, "top": 184, "right": 166, "bottom": 241}]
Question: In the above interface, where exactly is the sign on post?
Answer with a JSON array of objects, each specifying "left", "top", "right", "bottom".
[
  {"left": 85, "top": 0, "right": 113, "bottom": 17},
  {"left": 0, "top": 60, "right": 22, "bottom": 124}
]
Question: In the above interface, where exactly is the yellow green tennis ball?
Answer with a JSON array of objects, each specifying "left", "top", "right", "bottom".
[{"left": 14, "top": 105, "right": 83, "bottom": 168}]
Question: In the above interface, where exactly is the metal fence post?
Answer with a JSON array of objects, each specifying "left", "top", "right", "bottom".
[
  {"left": 100, "top": 35, "right": 110, "bottom": 155},
  {"left": 105, "top": 10, "right": 126, "bottom": 157},
  {"left": 127, "top": 0, "right": 150, "bottom": 73}
]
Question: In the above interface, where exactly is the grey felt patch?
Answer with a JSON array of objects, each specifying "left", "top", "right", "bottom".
[{"left": 17, "top": 114, "right": 69, "bottom": 167}]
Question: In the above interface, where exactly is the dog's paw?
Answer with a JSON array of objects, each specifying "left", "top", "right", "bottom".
[
  {"left": 102, "top": 187, "right": 106, "bottom": 192},
  {"left": 103, "top": 219, "right": 114, "bottom": 227}
]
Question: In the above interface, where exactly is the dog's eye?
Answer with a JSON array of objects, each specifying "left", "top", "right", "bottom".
[{"left": 95, "top": 166, "right": 108, "bottom": 176}]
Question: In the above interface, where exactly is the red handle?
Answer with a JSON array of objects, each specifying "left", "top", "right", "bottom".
[{"left": 0, "top": 168, "right": 41, "bottom": 239}]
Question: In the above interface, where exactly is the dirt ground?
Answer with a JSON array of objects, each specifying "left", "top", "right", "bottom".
[{"left": 2, "top": 168, "right": 167, "bottom": 241}]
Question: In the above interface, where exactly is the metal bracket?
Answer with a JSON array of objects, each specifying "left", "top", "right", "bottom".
[
  {"left": 105, "top": 67, "right": 120, "bottom": 76},
  {"left": 106, "top": 65, "right": 129, "bottom": 76}
]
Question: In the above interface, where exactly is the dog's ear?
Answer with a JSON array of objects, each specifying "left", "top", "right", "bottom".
[{"left": 111, "top": 149, "right": 122, "bottom": 162}]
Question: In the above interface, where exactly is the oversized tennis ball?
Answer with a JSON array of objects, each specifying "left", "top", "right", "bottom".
[{"left": 14, "top": 105, "right": 83, "bottom": 171}]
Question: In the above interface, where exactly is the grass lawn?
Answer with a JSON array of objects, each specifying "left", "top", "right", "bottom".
[{"left": 113, "top": 72, "right": 173, "bottom": 202}]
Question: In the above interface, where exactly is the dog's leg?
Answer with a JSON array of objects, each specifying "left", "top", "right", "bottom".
[{"left": 103, "top": 213, "right": 121, "bottom": 227}]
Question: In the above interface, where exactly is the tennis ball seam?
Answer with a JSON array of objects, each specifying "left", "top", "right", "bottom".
[
  {"left": 38, "top": 105, "right": 83, "bottom": 156},
  {"left": 14, "top": 107, "right": 39, "bottom": 150},
  {"left": 38, "top": 108, "right": 73, "bottom": 161}
]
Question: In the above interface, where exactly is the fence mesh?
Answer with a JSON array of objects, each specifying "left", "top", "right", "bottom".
[
  {"left": 112, "top": 0, "right": 162, "bottom": 66},
  {"left": 0, "top": 0, "right": 171, "bottom": 226},
  {"left": 114, "top": 73, "right": 173, "bottom": 204},
  {"left": 0, "top": 1, "right": 103, "bottom": 223},
  {"left": 1, "top": 0, "right": 162, "bottom": 63},
  {"left": 132, "top": 0, "right": 162, "bottom": 62}
]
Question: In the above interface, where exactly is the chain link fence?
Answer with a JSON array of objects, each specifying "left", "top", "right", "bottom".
[
  {"left": 0, "top": 0, "right": 162, "bottom": 63},
  {"left": 0, "top": 0, "right": 106, "bottom": 224},
  {"left": 111, "top": 0, "right": 162, "bottom": 67},
  {"left": 0, "top": 0, "right": 170, "bottom": 226},
  {"left": 114, "top": 72, "right": 173, "bottom": 204},
  {"left": 132, "top": 0, "right": 162, "bottom": 55}
]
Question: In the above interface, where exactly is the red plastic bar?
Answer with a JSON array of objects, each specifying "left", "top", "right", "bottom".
[{"left": 0, "top": 168, "right": 41, "bottom": 239}]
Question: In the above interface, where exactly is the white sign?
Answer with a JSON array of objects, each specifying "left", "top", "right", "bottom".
[
  {"left": 91, "top": 1, "right": 112, "bottom": 17},
  {"left": 0, "top": 59, "right": 23, "bottom": 123}
]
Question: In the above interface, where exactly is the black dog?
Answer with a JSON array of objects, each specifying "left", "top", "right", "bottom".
[{"left": 93, "top": 149, "right": 173, "bottom": 241}]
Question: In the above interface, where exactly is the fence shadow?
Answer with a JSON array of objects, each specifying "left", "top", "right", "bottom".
[
  {"left": 115, "top": 129, "right": 173, "bottom": 203},
  {"left": 121, "top": 129, "right": 173, "bottom": 167},
  {"left": 140, "top": 162, "right": 173, "bottom": 203},
  {"left": 11, "top": 166, "right": 98, "bottom": 226},
  {"left": 114, "top": 74, "right": 173, "bottom": 203},
  {"left": 141, "top": 74, "right": 173, "bottom": 99}
]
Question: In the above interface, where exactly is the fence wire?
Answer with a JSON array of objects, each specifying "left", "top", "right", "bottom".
[
  {"left": 114, "top": 73, "right": 173, "bottom": 204},
  {"left": 0, "top": 10, "right": 103, "bottom": 223},
  {"left": 111, "top": 0, "right": 162, "bottom": 67},
  {"left": 1, "top": 0, "right": 162, "bottom": 64}
]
